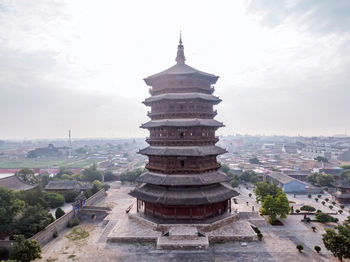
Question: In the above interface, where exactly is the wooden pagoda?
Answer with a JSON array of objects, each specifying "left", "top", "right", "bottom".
[{"left": 129, "top": 35, "right": 238, "bottom": 221}]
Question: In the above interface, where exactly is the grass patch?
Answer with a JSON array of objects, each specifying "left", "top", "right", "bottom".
[
  {"left": 46, "top": 258, "right": 58, "bottom": 262},
  {"left": 65, "top": 228, "right": 90, "bottom": 241},
  {"left": 68, "top": 254, "right": 76, "bottom": 259}
]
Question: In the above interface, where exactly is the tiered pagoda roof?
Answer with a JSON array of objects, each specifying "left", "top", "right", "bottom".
[{"left": 129, "top": 34, "right": 238, "bottom": 221}]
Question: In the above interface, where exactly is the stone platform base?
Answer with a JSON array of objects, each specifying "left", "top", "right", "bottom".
[
  {"left": 106, "top": 213, "right": 257, "bottom": 249},
  {"left": 157, "top": 236, "right": 209, "bottom": 250}
]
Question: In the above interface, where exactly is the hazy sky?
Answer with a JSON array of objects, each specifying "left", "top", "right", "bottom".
[{"left": 0, "top": 0, "right": 350, "bottom": 139}]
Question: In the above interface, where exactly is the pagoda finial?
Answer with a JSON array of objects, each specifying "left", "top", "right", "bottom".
[{"left": 176, "top": 31, "right": 185, "bottom": 64}]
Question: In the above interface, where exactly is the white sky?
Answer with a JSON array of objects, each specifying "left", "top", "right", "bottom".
[{"left": 0, "top": 0, "right": 349, "bottom": 139}]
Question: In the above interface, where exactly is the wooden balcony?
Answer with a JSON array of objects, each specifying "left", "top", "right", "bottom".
[
  {"left": 146, "top": 137, "right": 219, "bottom": 146},
  {"left": 145, "top": 163, "right": 221, "bottom": 174}
]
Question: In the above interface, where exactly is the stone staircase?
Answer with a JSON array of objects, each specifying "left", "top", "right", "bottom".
[{"left": 156, "top": 226, "right": 209, "bottom": 250}]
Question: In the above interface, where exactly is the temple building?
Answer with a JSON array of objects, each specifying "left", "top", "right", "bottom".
[{"left": 129, "top": 36, "right": 238, "bottom": 221}]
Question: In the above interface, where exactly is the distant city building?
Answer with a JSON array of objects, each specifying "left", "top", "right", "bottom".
[{"left": 264, "top": 172, "right": 306, "bottom": 193}]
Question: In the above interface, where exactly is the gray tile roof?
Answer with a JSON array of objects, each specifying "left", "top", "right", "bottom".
[
  {"left": 144, "top": 63, "right": 219, "bottom": 85},
  {"left": 45, "top": 180, "right": 91, "bottom": 190},
  {"left": 139, "top": 145, "right": 227, "bottom": 156},
  {"left": 129, "top": 182, "right": 238, "bottom": 205},
  {"left": 143, "top": 93, "right": 221, "bottom": 105},
  {"left": 141, "top": 118, "right": 224, "bottom": 128},
  {"left": 136, "top": 170, "right": 229, "bottom": 186},
  {"left": 0, "top": 175, "right": 37, "bottom": 191},
  {"left": 266, "top": 172, "right": 297, "bottom": 185}
]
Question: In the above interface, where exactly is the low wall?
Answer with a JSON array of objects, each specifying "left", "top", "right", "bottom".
[
  {"left": 0, "top": 240, "right": 13, "bottom": 248},
  {"left": 31, "top": 189, "right": 106, "bottom": 246},
  {"left": 85, "top": 189, "right": 106, "bottom": 205},
  {"left": 31, "top": 210, "right": 74, "bottom": 246}
]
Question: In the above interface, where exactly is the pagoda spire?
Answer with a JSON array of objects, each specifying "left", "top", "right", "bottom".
[{"left": 175, "top": 32, "right": 185, "bottom": 64}]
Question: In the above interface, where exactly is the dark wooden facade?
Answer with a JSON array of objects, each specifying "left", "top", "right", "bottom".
[{"left": 129, "top": 36, "right": 238, "bottom": 221}]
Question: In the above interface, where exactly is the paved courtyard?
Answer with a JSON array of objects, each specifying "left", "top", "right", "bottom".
[{"left": 37, "top": 182, "right": 346, "bottom": 262}]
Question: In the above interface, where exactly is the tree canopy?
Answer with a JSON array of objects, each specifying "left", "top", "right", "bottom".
[
  {"left": 10, "top": 235, "right": 41, "bottom": 262},
  {"left": 307, "top": 173, "right": 335, "bottom": 187},
  {"left": 249, "top": 157, "right": 261, "bottom": 164},
  {"left": 322, "top": 222, "right": 350, "bottom": 261},
  {"left": 0, "top": 187, "right": 25, "bottom": 235},
  {"left": 119, "top": 168, "right": 145, "bottom": 182},
  {"left": 261, "top": 191, "right": 290, "bottom": 223},
  {"left": 314, "top": 156, "right": 328, "bottom": 162},
  {"left": 81, "top": 164, "right": 102, "bottom": 182},
  {"left": 254, "top": 182, "right": 282, "bottom": 202},
  {"left": 15, "top": 204, "right": 54, "bottom": 238}
]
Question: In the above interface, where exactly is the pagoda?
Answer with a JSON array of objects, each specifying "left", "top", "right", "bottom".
[{"left": 130, "top": 35, "right": 238, "bottom": 221}]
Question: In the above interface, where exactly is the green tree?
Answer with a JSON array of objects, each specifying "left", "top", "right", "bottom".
[
  {"left": 340, "top": 170, "right": 350, "bottom": 183},
  {"left": 63, "top": 190, "right": 79, "bottom": 203},
  {"left": 0, "top": 188, "right": 25, "bottom": 235},
  {"left": 314, "top": 245, "right": 321, "bottom": 253},
  {"left": 43, "top": 192, "right": 64, "bottom": 208},
  {"left": 91, "top": 180, "right": 103, "bottom": 194},
  {"left": 56, "top": 166, "right": 73, "bottom": 179},
  {"left": 249, "top": 157, "right": 261, "bottom": 164},
  {"left": 261, "top": 192, "right": 290, "bottom": 223},
  {"left": 17, "top": 168, "right": 37, "bottom": 184},
  {"left": 220, "top": 164, "right": 230, "bottom": 174},
  {"left": 300, "top": 205, "right": 316, "bottom": 213},
  {"left": 240, "top": 171, "right": 259, "bottom": 183},
  {"left": 314, "top": 156, "right": 328, "bottom": 163},
  {"left": 103, "top": 171, "right": 115, "bottom": 181},
  {"left": 55, "top": 207, "right": 65, "bottom": 219},
  {"left": 81, "top": 164, "right": 102, "bottom": 182},
  {"left": 119, "top": 168, "right": 145, "bottom": 182},
  {"left": 39, "top": 173, "right": 51, "bottom": 187},
  {"left": 15, "top": 205, "right": 54, "bottom": 238},
  {"left": 10, "top": 235, "right": 41, "bottom": 262},
  {"left": 307, "top": 173, "right": 335, "bottom": 187},
  {"left": 322, "top": 222, "right": 350, "bottom": 261},
  {"left": 254, "top": 182, "right": 282, "bottom": 202}
]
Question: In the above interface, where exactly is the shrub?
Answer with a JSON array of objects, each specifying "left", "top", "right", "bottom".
[
  {"left": 67, "top": 217, "right": 79, "bottom": 228},
  {"left": 308, "top": 194, "right": 312, "bottom": 198},
  {"left": 316, "top": 212, "right": 338, "bottom": 223},
  {"left": 338, "top": 210, "right": 343, "bottom": 214},
  {"left": 312, "top": 226, "right": 316, "bottom": 232},
  {"left": 300, "top": 205, "right": 316, "bottom": 213},
  {"left": 316, "top": 209, "right": 322, "bottom": 213},
  {"left": 55, "top": 207, "right": 65, "bottom": 219},
  {"left": 102, "top": 183, "right": 110, "bottom": 191},
  {"left": 325, "top": 198, "right": 329, "bottom": 202},
  {"left": 296, "top": 244, "right": 303, "bottom": 252},
  {"left": 249, "top": 193, "right": 252, "bottom": 198},
  {"left": 322, "top": 201, "right": 325, "bottom": 205},
  {"left": 340, "top": 205, "right": 345, "bottom": 209},
  {"left": 53, "top": 229, "right": 58, "bottom": 238},
  {"left": 314, "top": 245, "right": 321, "bottom": 253},
  {"left": 233, "top": 198, "right": 238, "bottom": 204},
  {"left": 331, "top": 201, "right": 336, "bottom": 206},
  {"left": 329, "top": 205, "right": 333, "bottom": 210},
  {"left": 318, "top": 195, "right": 322, "bottom": 198},
  {"left": 296, "top": 209, "right": 300, "bottom": 213},
  {"left": 315, "top": 198, "right": 318, "bottom": 202},
  {"left": 305, "top": 217, "right": 311, "bottom": 223}
]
